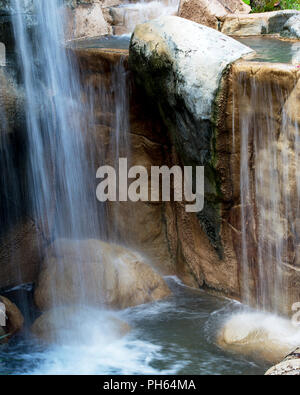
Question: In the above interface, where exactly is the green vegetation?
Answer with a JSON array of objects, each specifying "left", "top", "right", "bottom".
[{"left": 243, "top": 0, "right": 300, "bottom": 12}]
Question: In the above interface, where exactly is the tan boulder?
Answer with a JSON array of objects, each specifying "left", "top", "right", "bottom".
[
  {"left": 34, "top": 239, "right": 171, "bottom": 311},
  {"left": 0, "top": 295, "right": 24, "bottom": 343},
  {"left": 179, "top": 0, "right": 250, "bottom": 30},
  {"left": 31, "top": 306, "right": 130, "bottom": 343}
]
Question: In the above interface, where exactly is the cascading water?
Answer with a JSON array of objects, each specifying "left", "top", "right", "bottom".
[
  {"left": 234, "top": 68, "right": 299, "bottom": 313},
  {"left": 111, "top": 0, "right": 180, "bottom": 35},
  {"left": 12, "top": 0, "right": 101, "bottom": 242},
  {"left": 217, "top": 64, "right": 300, "bottom": 363},
  {"left": 11, "top": 0, "right": 110, "bottom": 320}
]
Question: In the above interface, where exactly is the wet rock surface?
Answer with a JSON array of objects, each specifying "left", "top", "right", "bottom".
[
  {"left": 221, "top": 10, "right": 300, "bottom": 38},
  {"left": 266, "top": 348, "right": 300, "bottom": 375}
]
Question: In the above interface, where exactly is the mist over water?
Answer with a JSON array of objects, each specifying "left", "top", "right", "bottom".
[{"left": 0, "top": 278, "right": 268, "bottom": 375}]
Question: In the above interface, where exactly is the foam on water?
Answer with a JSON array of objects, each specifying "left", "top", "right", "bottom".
[{"left": 218, "top": 310, "right": 300, "bottom": 363}]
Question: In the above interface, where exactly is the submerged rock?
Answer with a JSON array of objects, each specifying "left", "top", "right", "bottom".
[
  {"left": 34, "top": 239, "right": 171, "bottom": 311},
  {"left": 31, "top": 306, "right": 130, "bottom": 343},
  {"left": 218, "top": 312, "right": 300, "bottom": 364},
  {"left": 0, "top": 295, "right": 24, "bottom": 343}
]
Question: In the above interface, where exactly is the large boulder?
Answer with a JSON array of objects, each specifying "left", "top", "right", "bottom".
[
  {"left": 0, "top": 295, "right": 24, "bottom": 343},
  {"left": 31, "top": 306, "right": 130, "bottom": 343},
  {"left": 218, "top": 312, "right": 300, "bottom": 364},
  {"left": 34, "top": 239, "right": 171, "bottom": 311},
  {"left": 129, "top": 16, "right": 253, "bottom": 253},
  {"left": 179, "top": 0, "right": 250, "bottom": 30}
]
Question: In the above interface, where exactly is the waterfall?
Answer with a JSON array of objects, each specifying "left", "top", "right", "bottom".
[
  {"left": 11, "top": 0, "right": 102, "bottom": 313},
  {"left": 110, "top": 0, "right": 180, "bottom": 35},
  {"left": 12, "top": 0, "right": 101, "bottom": 240},
  {"left": 235, "top": 67, "right": 299, "bottom": 314}
]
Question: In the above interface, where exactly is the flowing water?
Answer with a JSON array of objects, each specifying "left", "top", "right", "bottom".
[
  {"left": 0, "top": 278, "right": 268, "bottom": 375},
  {"left": 232, "top": 49, "right": 300, "bottom": 313}
]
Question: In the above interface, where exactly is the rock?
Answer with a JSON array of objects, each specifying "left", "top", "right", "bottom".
[
  {"left": 129, "top": 15, "right": 253, "bottom": 252},
  {"left": 179, "top": 0, "right": 250, "bottom": 30},
  {"left": 31, "top": 306, "right": 130, "bottom": 343},
  {"left": 109, "top": 2, "right": 179, "bottom": 35},
  {"left": 63, "top": 2, "right": 112, "bottom": 40},
  {"left": 218, "top": 312, "right": 300, "bottom": 364},
  {"left": 266, "top": 348, "right": 300, "bottom": 375},
  {"left": 0, "top": 295, "right": 24, "bottom": 343},
  {"left": 281, "top": 15, "right": 300, "bottom": 39},
  {"left": 0, "top": 69, "right": 25, "bottom": 136},
  {"left": 221, "top": 10, "right": 300, "bottom": 37},
  {"left": 129, "top": 15, "right": 253, "bottom": 163},
  {"left": 34, "top": 239, "right": 171, "bottom": 311}
]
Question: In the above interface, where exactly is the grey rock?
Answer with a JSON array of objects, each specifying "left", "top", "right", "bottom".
[{"left": 281, "top": 14, "right": 300, "bottom": 39}]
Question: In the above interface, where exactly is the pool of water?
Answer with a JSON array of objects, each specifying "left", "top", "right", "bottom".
[
  {"left": 72, "top": 35, "right": 300, "bottom": 66},
  {"left": 0, "top": 278, "right": 268, "bottom": 375},
  {"left": 235, "top": 37, "right": 300, "bottom": 64},
  {"left": 71, "top": 35, "right": 131, "bottom": 51}
]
